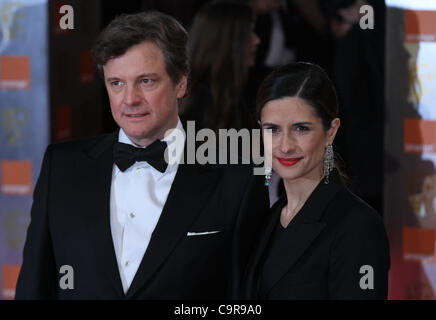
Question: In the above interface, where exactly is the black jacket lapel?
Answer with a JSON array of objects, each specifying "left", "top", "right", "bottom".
[
  {"left": 80, "top": 132, "right": 125, "bottom": 297},
  {"left": 260, "top": 220, "right": 326, "bottom": 298},
  {"left": 125, "top": 161, "right": 221, "bottom": 299},
  {"left": 251, "top": 171, "right": 344, "bottom": 298},
  {"left": 242, "top": 198, "right": 282, "bottom": 299}
]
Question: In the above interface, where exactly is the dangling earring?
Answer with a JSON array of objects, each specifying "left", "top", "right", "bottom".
[
  {"left": 323, "top": 144, "right": 334, "bottom": 184},
  {"left": 265, "top": 165, "right": 272, "bottom": 186}
]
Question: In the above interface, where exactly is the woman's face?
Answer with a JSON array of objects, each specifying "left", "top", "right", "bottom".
[{"left": 260, "top": 97, "right": 340, "bottom": 182}]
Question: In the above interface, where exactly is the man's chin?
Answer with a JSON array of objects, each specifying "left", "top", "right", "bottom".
[{"left": 122, "top": 128, "right": 155, "bottom": 144}]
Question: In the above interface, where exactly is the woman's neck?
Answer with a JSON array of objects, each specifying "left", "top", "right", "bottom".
[
  {"left": 280, "top": 171, "right": 323, "bottom": 227},
  {"left": 283, "top": 176, "right": 320, "bottom": 207}
]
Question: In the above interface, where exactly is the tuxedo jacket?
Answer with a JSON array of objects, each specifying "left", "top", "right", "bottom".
[
  {"left": 15, "top": 130, "right": 269, "bottom": 299},
  {"left": 241, "top": 170, "right": 390, "bottom": 299}
]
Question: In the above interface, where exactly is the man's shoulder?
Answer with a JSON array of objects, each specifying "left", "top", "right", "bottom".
[{"left": 49, "top": 132, "right": 116, "bottom": 155}]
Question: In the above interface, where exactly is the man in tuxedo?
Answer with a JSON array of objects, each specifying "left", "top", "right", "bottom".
[{"left": 15, "top": 11, "right": 269, "bottom": 299}]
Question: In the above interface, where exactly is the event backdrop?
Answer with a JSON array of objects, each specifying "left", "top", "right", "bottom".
[
  {"left": 0, "top": 0, "right": 101, "bottom": 299},
  {"left": 0, "top": 0, "right": 49, "bottom": 300},
  {"left": 385, "top": 0, "right": 436, "bottom": 299}
]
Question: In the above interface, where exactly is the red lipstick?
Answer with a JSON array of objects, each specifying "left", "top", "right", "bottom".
[{"left": 277, "top": 157, "right": 302, "bottom": 167}]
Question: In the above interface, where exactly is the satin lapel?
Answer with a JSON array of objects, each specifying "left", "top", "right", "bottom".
[
  {"left": 125, "top": 162, "right": 220, "bottom": 298},
  {"left": 79, "top": 132, "right": 125, "bottom": 297}
]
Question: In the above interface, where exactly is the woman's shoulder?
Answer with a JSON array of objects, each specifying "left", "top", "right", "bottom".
[
  {"left": 323, "top": 187, "right": 385, "bottom": 235},
  {"left": 325, "top": 188, "right": 390, "bottom": 299}
]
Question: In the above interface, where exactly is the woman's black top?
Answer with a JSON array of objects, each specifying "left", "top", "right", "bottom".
[{"left": 242, "top": 169, "right": 390, "bottom": 300}]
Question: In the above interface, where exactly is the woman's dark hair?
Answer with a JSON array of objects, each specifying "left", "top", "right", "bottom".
[
  {"left": 256, "top": 62, "right": 339, "bottom": 131},
  {"left": 181, "top": 1, "right": 254, "bottom": 130},
  {"left": 92, "top": 11, "right": 189, "bottom": 84}
]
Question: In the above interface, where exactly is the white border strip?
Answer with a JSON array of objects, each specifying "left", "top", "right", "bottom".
[{"left": 386, "top": 0, "right": 436, "bottom": 10}]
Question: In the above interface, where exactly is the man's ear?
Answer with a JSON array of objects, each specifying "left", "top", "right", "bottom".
[{"left": 176, "top": 75, "right": 188, "bottom": 99}]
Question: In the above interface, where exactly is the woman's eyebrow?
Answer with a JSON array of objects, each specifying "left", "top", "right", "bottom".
[
  {"left": 292, "top": 121, "right": 313, "bottom": 126},
  {"left": 262, "top": 122, "right": 278, "bottom": 127}
]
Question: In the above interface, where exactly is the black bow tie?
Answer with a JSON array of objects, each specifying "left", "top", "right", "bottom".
[{"left": 113, "top": 140, "right": 168, "bottom": 173}]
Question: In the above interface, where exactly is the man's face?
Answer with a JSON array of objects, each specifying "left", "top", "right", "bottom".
[{"left": 103, "top": 41, "right": 187, "bottom": 146}]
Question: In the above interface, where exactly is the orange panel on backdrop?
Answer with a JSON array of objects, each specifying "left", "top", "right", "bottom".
[
  {"left": 405, "top": 10, "right": 436, "bottom": 42},
  {"left": 0, "top": 56, "right": 31, "bottom": 90},
  {"left": 1, "top": 161, "right": 32, "bottom": 195},
  {"left": 2, "top": 265, "right": 21, "bottom": 300},
  {"left": 404, "top": 118, "right": 436, "bottom": 153},
  {"left": 403, "top": 227, "right": 436, "bottom": 256}
]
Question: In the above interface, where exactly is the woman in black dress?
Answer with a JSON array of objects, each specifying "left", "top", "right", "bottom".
[{"left": 242, "top": 62, "right": 390, "bottom": 299}]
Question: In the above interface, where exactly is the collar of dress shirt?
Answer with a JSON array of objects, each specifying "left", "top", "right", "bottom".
[{"left": 115, "top": 117, "right": 186, "bottom": 177}]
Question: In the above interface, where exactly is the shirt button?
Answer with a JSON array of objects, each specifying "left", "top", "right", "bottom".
[
  {"left": 129, "top": 212, "right": 135, "bottom": 219},
  {"left": 125, "top": 261, "right": 130, "bottom": 267}
]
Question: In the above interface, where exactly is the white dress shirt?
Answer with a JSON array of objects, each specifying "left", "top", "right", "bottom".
[{"left": 110, "top": 118, "right": 185, "bottom": 293}]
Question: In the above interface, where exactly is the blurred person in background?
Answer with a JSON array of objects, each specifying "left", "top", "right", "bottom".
[
  {"left": 180, "top": 1, "right": 260, "bottom": 131},
  {"left": 248, "top": 0, "right": 333, "bottom": 98},
  {"left": 247, "top": 0, "right": 297, "bottom": 116},
  {"left": 251, "top": 0, "right": 296, "bottom": 70},
  {"left": 322, "top": 0, "right": 386, "bottom": 213}
]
